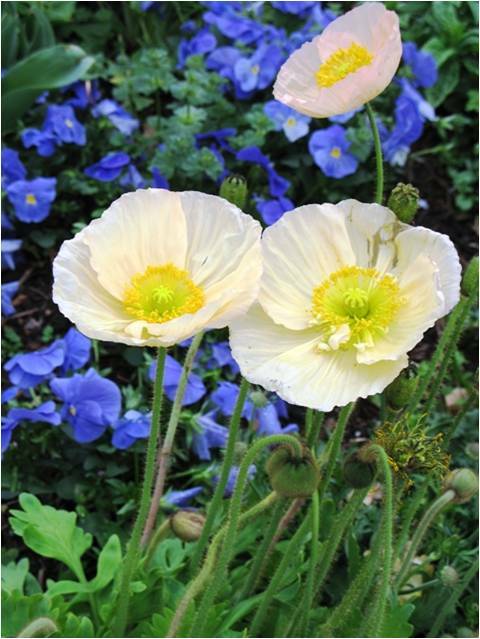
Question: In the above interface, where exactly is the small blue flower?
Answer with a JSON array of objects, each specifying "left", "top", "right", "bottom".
[
  {"left": 329, "top": 108, "right": 362, "bottom": 124},
  {"left": 403, "top": 42, "right": 438, "bottom": 89},
  {"left": 1, "top": 148, "right": 26, "bottom": 185},
  {"left": 205, "top": 46, "right": 242, "bottom": 84},
  {"left": 264, "top": 101, "right": 311, "bottom": 142},
  {"left": 92, "top": 99, "right": 139, "bottom": 136},
  {"left": 119, "top": 164, "right": 145, "bottom": 189},
  {"left": 63, "top": 80, "right": 101, "bottom": 109},
  {"left": 2, "top": 387, "right": 19, "bottom": 404},
  {"left": 151, "top": 167, "right": 170, "bottom": 189},
  {"left": 383, "top": 91, "right": 425, "bottom": 166},
  {"left": 256, "top": 196, "right": 294, "bottom": 226},
  {"left": 178, "top": 28, "right": 217, "bottom": 68},
  {"left": 308, "top": 125, "right": 358, "bottom": 178},
  {"left": 192, "top": 410, "right": 228, "bottom": 460},
  {"left": 236, "top": 146, "right": 290, "bottom": 197},
  {"left": 2, "top": 401, "right": 61, "bottom": 453},
  {"left": 164, "top": 486, "right": 203, "bottom": 508},
  {"left": 21, "top": 128, "right": 57, "bottom": 157},
  {"left": 271, "top": 1, "right": 316, "bottom": 15},
  {"left": 111, "top": 410, "right": 151, "bottom": 449},
  {"left": 203, "top": 7, "right": 265, "bottom": 45},
  {"left": 196, "top": 128, "right": 236, "bottom": 152},
  {"left": 60, "top": 327, "right": 91, "bottom": 373},
  {"left": 207, "top": 341, "right": 240, "bottom": 375},
  {"left": 398, "top": 78, "right": 436, "bottom": 122},
  {"left": 44, "top": 105, "right": 86, "bottom": 146},
  {"left": 215, "top": 464, "right": 256, "bottom": 497},
  {"left": 233, "top": 44, "right": 283, "bottom": 95},
  {"left": 5, "top": 341, "right": 65, "bottom": 389},
  {"left": 50, "top": 368, "right": 121, "bottom": 443},
  {"left": 149, "top": 354, "right": 206, "bottom": 406},
  {"left": 6, "top": 178, "right": 57, "bottom": 223},
  {"left": 1, "top": 238, "right": 22, "bottom": 270},
  {"left": 254, "top": 404, "right": 299, "bottom": 437},
  {"left": 211, "top": 381, "right": 253, "bottom": 418},
  {"left": 84, "top": 152, "right": 131, "bottom": 182},
  {"left": 2, "top": 281, "right": 19, "bottom": 316}
]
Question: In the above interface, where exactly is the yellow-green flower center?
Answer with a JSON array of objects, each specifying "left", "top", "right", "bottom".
[
  {"left": 315, "top": 42, "right": 373, "bottom": 88},
  {"left": 330, "top": 146, "right": 342, "bottom": 159},
  {"left": 25, "top": 193, "right": 37, "bottom": 205},
  {"left": 311, "top": 265, "right": 404, "bottom": 351},
  {"left": 123, "top": 263, "right": 204, "bottom": 323}
]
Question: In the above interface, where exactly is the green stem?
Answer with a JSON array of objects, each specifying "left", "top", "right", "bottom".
[
  {"left": 77, "top": 563, "right": 101, "bottom": 628},
  {"left": 393, "top": 481, "right": 429, "bottom": 561},
  {"left": 189, "top": 378, "right": 250, "bottom": 577},
  {"left": 305, "top": 408, "right": 314, "bottom": 441},
  {"left": 143, "top": 518, "right": 172, "bottom": 569},
  {"left": 141, "top": 333, "right": 204, "bottom": 547},
  {"left": 395, "top": 489, "right": 455, "bottom": 590},
  {"left": 365, "top": 102, "right": 384, "bottom": 204},
  {"left": 399, "top": 578, "right": 439, "bottom": 595},
  {"left": 307, "top": 411, "right": 324, "bottom": 450},
  {"left": 193, "top": 435, "right": 303, "bottom": 637},
  {"left": 112, "top": 347, "right": 167, "bottom": 637},
  {"left": 298, "top": 491, "right": 320, "bottom": 637},
  {"left": 428, "top": 558, "right": 479, "bottom": 638}
]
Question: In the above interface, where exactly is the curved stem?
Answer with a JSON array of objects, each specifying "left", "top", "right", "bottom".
[
  {"left": 365, "top": 102, "right": 384, "bottom": 205},
  {"left": 17, "top": 618, "right": 58, "bottom": 638},
  {"left": 189, "top": 377, "right": 250, "bottom": 577},
  {"left": 143, "top": 518, "right": 172, "bottom": 569},
  {"left": 394, "top": 480, "right": 429, "bottom": 561},
  {"left": 395, "top": 489, "right": 455, "bottom": 590},
  {"left": 142, "top": 333, "right": 204, "bottom": 547},
  {"left": 112, "top": 347, "right": 167, "bottom": 637}
]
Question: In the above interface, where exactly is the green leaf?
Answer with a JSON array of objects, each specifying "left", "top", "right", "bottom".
[
  {"left": 425, "top": 61, "right": 460, "bottom": 107},
  {"left": 1, "top": 558, "right": 30, "bottom": 594},
  {"left": 380, "top": 602, "right": 415, "bottom": 638},
  {"left": 9, "top": 493, "right": 92, "bottom": 578},
  {"left": 1, "top": 11, "right": 20, "bottom": 68},
  {"left": 42, "top": 2, "right": 77, "bottom": 23},
  {"left": 1, "top": 590, "right": 52, "bottom": 638},
  {"left": 51, "top": 613, "right": 94, "bottom": 638}
]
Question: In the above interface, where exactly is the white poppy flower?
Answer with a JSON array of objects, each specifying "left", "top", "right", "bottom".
[
  {"left": 53, "top": 189, "right": 262, "bottom": 347},
  {"left": 229, "top": 200, "right": 461, "bottom": 411}
]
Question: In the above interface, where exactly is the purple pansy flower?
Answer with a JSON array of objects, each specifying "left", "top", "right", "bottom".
[
  {"left": 236, "top": 146, "right": 290, "bottom": 197},
  {"left": 264, "top": 100, "right": 311, "bottom": 142},
  {"left": 2, "top": 281, "right": 19, "bottom": 316},
  {"left": 403, "top": 42, "right": 438, "bottom": 88},
  {"left": 2, "top": 401, "right": 61, "bottom": 453},
  {"left": 111, "top": 410, "right": 151, "bottom": 449},
  {"left": 2, "top": 148, "right": 26, "bottom": 185},
  {"left": 308, "top": 125, "right": 358, "bottom": 178},
  {"left": 5, "top": 341, "right": 65, "bottom": 389},
  {"left": 84, "top": 152, "right": 131, "bottom": 181},
  {"left": 256, "top": 196, "right": 294, "bottom": 226},
  {"left": 6, "top": 178, "right": 57, "bottom": 223},
  {"left": 92, "top": 99, "right": 139, "bottom": 136},
  {"left": 164, "top": 486, "right": 203, "bottom": 508},
  {"left": 192, "top": 410, "right": 228, "bottom": 460},
  {"left": 149, "top": 354, "right": 206, "bottom": 406}
]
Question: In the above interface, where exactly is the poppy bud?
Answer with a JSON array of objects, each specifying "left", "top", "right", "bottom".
[
  {"left": 171, "top": 511, "right": 205, "bottom": 542},
  {"left": 219, "top": 174, "right": 248, "bottom": 209},
  {"left": 440, "top": 565, "right": 459, "bottom": 587},
  {"left": 387, "top": 182, "right": 420, "bottom": 223},
  {"left": 343, "top": 449, "right": 376, "bottom": 488},
  {"left": 266, "top": 443, "right": 320, "bottom": 498},
  {"left": 461, "top": 256, "right": 478, "bottom": 298},
  {"left": 385, "top": 366, "right": 418, "bottom": 410},
  {"left": 444, "top": 468, "right": 478, "bottom": 503}
]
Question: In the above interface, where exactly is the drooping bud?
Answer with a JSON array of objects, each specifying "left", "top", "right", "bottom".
[
  {"left": 233, "top": 441, "right": 248, "bottom": 465},
  {"left": 343, "top": 448, "right": 376, "bottom": 488},
  {"left": 266, "top": 443, "right": 320, "bottom": 498},
  {"left": 387, "top": 183, "right": 420, "bottom": 223},
  {"left": 444, "top": 468, "right": 478, "bottom": 503},
  {"left": 171, "top": 511, "right": 205, "bottom": 542},
  {"left": 385, "top": 366, "right": 418, "bottom": 410},
  {"left": 440, "top": 565, "right": 459, "bottom": 587},
  {"left": 250, "top": 390, "right": 269, "bottom": 408},
  {"left": 219, "top": 174, "right": 248, "bottom": 209},
  {"left": 461, "top": 256, "right": 479, "bottom": 298}
]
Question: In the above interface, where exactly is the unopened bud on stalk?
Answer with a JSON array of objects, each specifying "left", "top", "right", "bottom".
[
  {"left": 266, "top": 443, "right": 320, "bottom": 498},
  {"left": 343, "top": 447, "right": 376, "bottom": 488},
  {"left": 461, "top": 256, "right": 479, "bottom": 298},
  {"left": 171, "top": 511, "right": 205, "bottom": 542},
  {"left": 233, "top": 441, "right": 248, "bottom": 464},
  {"left": 440, "top": 565, "right": 459, "bottom": 587},
  {"left": 250, "top": 390, "right": 269, "bottom": 408},
  {"left": 385, "top": 366, "right": 418, "bottom": 410},
  {"left": 444, "top": 468, "right": 478, "bottom": 503},
  {"left": 219, "top": 174, "right": 248, "bottom": 209},
  {"left": 387, "top": 183, "right": 420, "bottom": 223}
]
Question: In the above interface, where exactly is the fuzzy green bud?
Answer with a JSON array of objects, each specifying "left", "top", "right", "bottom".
[
  {"left": 387, "top": 183, "right": 420, "bottom": 223},
  {"left": 385, "top": 366, "right": 418, "bottom": 410},
  {"left": 266, "top": 444, "right": 320, "bottom": 498},
  {"left": 171, "top": 511, "right": 205, "bottom": 542},
  {"left": 343, "top": 450, "right": 376, "bottom": 488},
  {"left": 250, "top": 390, "right": 269, "bottom": 408},
  {"left": 461, "top": 256, "right": 479, "bottom": 298},
  {"left": 233, "top": 441, "right": 248, "bottom": 465},
  {"left": 444, "top": 468, "right": 478, "bottom": 503},
  {"left": 219, "top": 174, "right": 247, "bottom": 209},
  {"left": 440, "top": 565, "right": 459, "bottom": 587}
]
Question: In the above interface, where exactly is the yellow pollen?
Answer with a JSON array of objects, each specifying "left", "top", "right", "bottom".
[
  {"left": 25, "top": 193, "right": 37, "bottom": 205},
  {"left": 330, "top": 146, "right": 342, "bottom": 159},
  {"left": 65, "top": 119, "right": 74, "bottom": 128},
  {"left": 311, "top": 265, "right": 404, "bottom": 351},
  {"left": 251, "top": 64, "right": 260, "bottom": 75},
  {"left": 123, "top": 263, "right": 204, "bottom": 323},
  {"left": 286, "top": 116, "right": 297, "bottom": 127},
  {"left": 315, "top": 42, "right": 373, "bottom": 88}
]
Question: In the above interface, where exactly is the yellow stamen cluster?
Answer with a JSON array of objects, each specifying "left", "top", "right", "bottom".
[
  {"left": 25, "top": 193, "right": 37, "bottom": 205},
  {"left": 124, "top": 263, "right": 204, "bottom": 324},
  {"left": 311, "top": 265, "right": 404, "bottom": 351},
  {"left": 315, "top": 42, "right": 373, "bottom": 88}
]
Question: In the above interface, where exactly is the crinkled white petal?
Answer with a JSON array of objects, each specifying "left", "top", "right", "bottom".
[
  {"left": 260, "top": 204, "right": 356, "bottom": 330},
  {"left": 230, "top": 304, "right": 408, "bottom": 412}
]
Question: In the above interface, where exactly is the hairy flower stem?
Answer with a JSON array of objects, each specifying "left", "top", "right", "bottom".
[
  {"left": 113, "top": 347, "right": 167, "bottom": 637},
  {"left": 189, "top": 377, "right": 250, "bottom": 577},
  {"left": 395, "top": 489, "right": 455, "bottom": 590},
  {"left": 193, "top": 435, "right": 303, "bottom": 637},
  {"left": 141, "top": 333, "right": 204, "bottom": 547},
  {"left": 17, "top": 617, "right": 58, "bottom": 638},
  {"left": 361, "top": 445, "right": 394, "bottom": 637},
  {"left": 298, "top": 491, "right": 320, "bottom": 637},
  {"left": 143, "top": 518, "right": 172, "bottom": 569},
  {"left": 365, "top": 102, "right": 384, "bottom": 204},
  {"left": 307, "top": 410, "right": 325, "bottom": 450},
  {"left": 428, "top": 558, "right": 479, "bottom": 638},
  {"left": 168, "top": 492, "right": 279, "bottom": 638},
  {"left": 393, "top": 480, "right": 429, "bottom": 561}
]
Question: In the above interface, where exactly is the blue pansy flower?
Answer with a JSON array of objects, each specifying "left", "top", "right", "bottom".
[
  {"left": 1, "top": 239, "right": 22, "bottom": 270},
  {"left": 233, "top": 45, "right": 283, "bottom": 95},
  {"left": 111, "top": 410, "right": 151, "bottom": 449},
  {"left": 236, "top": 146, "right": 290, "bottom": 197},
  {"left": 6, "top": 178, "right": 57, "bottom": 223},
  {"left": 164, "top": 486, "right": 203, "bottom": 508},
  {"left": 254, "top": 403, "right": 299, "bottom": 437},
  {"left": 63, "top": 80, "right": 101, "bottom": 109},
  {"left": 329, "top": 107, "right": 362, "bottom": 124},
  {"left": 256, "top": 196, "right": 294, "bottom": 226},
  {"left": 203, "top": 6, "right": 264, "bottom": 45},
  {"left": 5, "top": 341, "right": 65, "bottom": 389},
  {"left": 208, "top": 341, "right": 240, "bottom": 375},
  {"left": 1, "top": 148, "right": 26, "bottom": 185},
  {"left": 192, "top": 410, "right": 228, "bottom": 460},
  {"left": 264, "top": 100, "right": 311, "bottom": 142},
  {"left": 205, "top": 46, "right": 243, "bottom": 85},
  {"left": 403, "top": 42, "right": 438, "bottom": 88},
  {"left": 119, "top": 164, "right": 145, "bottom": 189},
  {"left": 308, "top": 125, "right": 358, "bottom": 178},
  {"left": 2, "top": 281, "right": 19, "bottom": 316},
  {"left": 2, "top": 401, "right": 61, "bottom": 453},
  {"left": 2, "top": 387, "right": 19, "bottom": 404},
  {"left": 151, "top": 167, "right": 170, "bottom": 189},
  {"left": 84, "top": 152, "right": 131, "bottom": 181},
  {"left": 50, "top": 368, "right": 121, "bottom": 443},
  {"left": 92, "top": 99, "right": 139, "bottom": 136},
  {"left": 178, "top": 28, "right": 217, "bottom": 68},
  {"left": 211, "top": 381, "right": 253, "bottom": 419},
  {"left": 398, "top": 78, "right": 436, "bottom": 122},
  {"left": 271, "top": 1, "right": 316, "bottom": 15},
  {"left": 383, "top": 91, "right": 425, "bottom": 166},
  {"left": 60, "top": 327, "right": 91, "bottom": 373},
  {"left": 215, "top": 464, "right": 256, "bottom": 497},
  {"left": 44, "top": 105, "right": 86, "bottom": 146},
  {"left": 21, "top": 128, "right": 57, "bottom": 157},
  {"left": 149, "top": 354, "right": 206, "bottom": 406},
  {"left": 196, "top": 128, "right": 236, "bottom": 152}
]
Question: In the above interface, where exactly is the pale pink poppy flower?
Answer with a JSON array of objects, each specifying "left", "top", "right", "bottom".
[{"left": 273, "top": 2, "right": 402, "bottom": 118}]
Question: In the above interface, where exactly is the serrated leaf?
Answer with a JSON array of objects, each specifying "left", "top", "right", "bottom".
[
  {"left": 426, "top": 61, "right": 460, "bottom": 107},
  {"left": 1, "top": 558, "right": 30, "bottom": 594},
  {"left": 380, "top": 602, "right": 415, "bottom": 638},
  {"left": 1, "top": 590, "right": 52, "bottom": 638},
  {"left": 51, "top": 612, "right": 94, "bottom": 638}
]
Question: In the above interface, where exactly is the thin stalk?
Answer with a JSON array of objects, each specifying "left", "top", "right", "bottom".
[
  {"left": 399, "top": 578, "right": 439, "bottom": 595},
  {"left": 189, "top": 378, "right": 250, "bottom": 577},
  {"left": 142, "top": 333, "right": 204, "bottom": 547},
  {"left": 395, "top": 489, "right": 455, "bottom": 590},
  {"left": 17, "top": 618, "right": 58, "bottom": 638},
  {"left": 365, "top": 102, "right": 384, "bottom": 204},
  {"left": 77, "top": 562, "right": 101, "bottom": 628},
  {"left": 113, "top": 347, "right": 167, "bottom": 637},
  {"left": 393, "top": 481, "right": 429, "bottom": 561},
  {"left": 298, "top": 491, "right": 320, "bottom": 637},
  {"left": 307, "top": 411, "right": 325, "bottom": 450},
  {"left": 143, "top": 518, "right": 172, "bottom": 569},
  {"left": 305, "top": 408, "right": 314, "bottom": 441}
]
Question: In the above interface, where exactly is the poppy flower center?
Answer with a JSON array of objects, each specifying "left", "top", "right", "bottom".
[
  {"left": 123, "top": 263, "right": 204, "bottom": 323},
  {"left": 311, "top": 265, "right": 404, "bottom": 351},
  {"left": 315, "top": 42, "right": 373, "bottom": 88}
]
